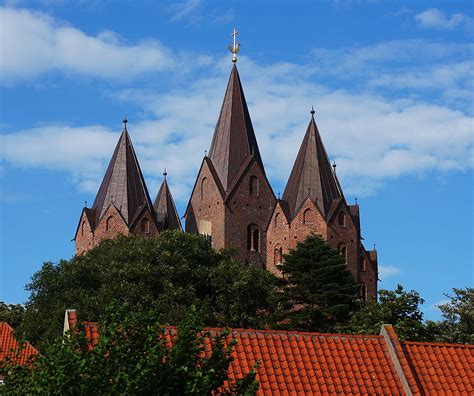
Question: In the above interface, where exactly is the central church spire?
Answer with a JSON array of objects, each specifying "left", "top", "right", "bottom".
[{"left": 208, "top": 64, "right": 264, "bottom": 191}]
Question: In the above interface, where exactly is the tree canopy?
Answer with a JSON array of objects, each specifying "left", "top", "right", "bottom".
[
  {"left": 17, "top": 231, "right": 279, "bottom": 348},
  {"left": 276, "top": 233, "right": 360, "bottom": 332},
  {"left": 2, "top": 306, "right": 258, "bottom": 395}
]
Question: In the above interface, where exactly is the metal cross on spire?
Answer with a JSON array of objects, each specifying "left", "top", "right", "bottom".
[{"left": 228, "top": 28, "right": 241, "bottom": 63}]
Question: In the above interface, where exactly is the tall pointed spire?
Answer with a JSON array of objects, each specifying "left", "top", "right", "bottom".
[
  {"left": 91, "top": 120, "right": 155, "bottom": 228},
  {"left": 282, "top": 109, "right": 342, "bottom": 219},
  {"left": 208, "top": 64, "right": 264, "bottom": 191},
  {"left": 154, "top": 173, "right": 182, "bottom": 231}
]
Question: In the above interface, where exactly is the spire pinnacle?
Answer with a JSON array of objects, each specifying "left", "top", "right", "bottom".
[
  {"left": 310, "top": 106, "right": 315, "bottom": 118},
  {"left": 163, "top": 168, "right": 167, "bottom": 179},
  {"left": 228, "top": 28, "right": 241, "bottom": 63},
  {"left": 123, "top": 116, "right": 128, "bottom": 130},
  {"left": 332, "top": 160, "right": 337, "bottom": 173}
]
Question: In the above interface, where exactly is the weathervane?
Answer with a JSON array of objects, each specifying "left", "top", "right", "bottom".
[{"left": 228, "top": 28, "right": 241, "bottom": 63}]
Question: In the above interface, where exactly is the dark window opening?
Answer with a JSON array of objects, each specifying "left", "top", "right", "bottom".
[
  {"left": 338, "top": 244, "right": 347, "bottom": 263},
  {"left": 274, "top": 246, "right": 283, "bottom": 265},
  {"left": 249, "top": 176, "right": 258, "bottom": 196},
  {"left": 303, "top": 209, "right": 312, "bottom": 224},
  {"left": 247, "top": 224, "right": 260, "bottom": 252},
  {"left": 201, "top": 177, "right": 207, "bottom": 200},
  {"left": 360, "top": 284, "right": 367, "bottom": 301},
  {"left": 141, "top": 218, "right": 150, "bottom": 234},
  {"left": 338, "top": 211, "right": 346, "bottom": 227},
  {"left": 106, "top": 216, "right": 113, "bottom": 231}
]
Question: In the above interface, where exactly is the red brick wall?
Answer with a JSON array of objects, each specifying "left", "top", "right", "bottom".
[
  {"left": 129, "top": 209, "right": 159, "bottom": 237},
  {"left": 224, "top": 160, "right": 276, "bottom": 268},
  {"left": 266, "top": 202, "right": 290, "bottom": 276},
  {"left": 75, "top": 211, "right": 94, "bottom": 256},
  {"left": 185, "top": 160, "right": 226, "bottom": 250}
]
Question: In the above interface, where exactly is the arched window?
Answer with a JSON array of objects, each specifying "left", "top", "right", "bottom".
[
  {"left": 274, "top": 212, "right": 280, "bottom": 227},
  {"left": 361, "top": 258, "right": 367, "bottom": 272},
  {"left": 249, "top": 176, "right": 258, "bottom": 196},
  {"left": 338, "top": 243, "right": 347, "bottom": 263},
  {"left": 106, "top": 216, "right": 113, "bottom": 231},
  {"left": 303, "top": 209, "right": 312, "bottom": 224},
  {"left": 360, "top": 284, "right": 367, "bottom": 301},
  {"left": 141, "top": 218, "right": 150, "bottom": 234},
  {"left": 274, "top": 246, "right": 283, "bottom": 265},
  {"left": 247, "top": 224, "right": 260, "bottom": 252},
  {"left": 338, "top": 211, "right": 346, "bottom": 227},
  {"left": 201, "top": 177, "right": 207, "bottom": 200},
  {"left": 81, "top": 221, "right": 85, "bottom": 236}
]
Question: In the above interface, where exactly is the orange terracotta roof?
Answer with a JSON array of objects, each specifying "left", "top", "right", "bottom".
[
  {"left": 63, "top": 312, "right": 474, "bottom": 395},
  {"left": 401, "top": 341, "right": 474, "bottom": 395},
  {"left": 0, "top": 322, "right": 38, "bottom": 366}
]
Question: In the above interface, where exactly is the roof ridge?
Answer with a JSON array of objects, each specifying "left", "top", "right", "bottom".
[{"left": 402, "top": 340, "right": 474, "bottom": 348}]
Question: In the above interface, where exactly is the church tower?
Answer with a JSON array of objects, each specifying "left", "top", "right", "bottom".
[
  {"left": 266, "top": 109, "right": 378, "bottom": 299},
  {"left": 74, "top": 119, "right": 159, "bottom": 255},
  {"left": 185, "top": 62, "right": 276, "bottom": 267}
]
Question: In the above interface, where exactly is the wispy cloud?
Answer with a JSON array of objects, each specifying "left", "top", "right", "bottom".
[
  {"left": 415, "top": 8, "right": 473, "bottom": 30},
  {"left": 378, "top": 265, "right": 402, "bottom": 281},
  {"left": 169, "top": 0, "right": 201, "bottom": 22}
]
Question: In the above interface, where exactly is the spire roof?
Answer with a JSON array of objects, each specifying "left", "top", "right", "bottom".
[
  {"left": 208, "top": 64, "right": 264, "bottom": 191},
  {"left": 282, "top": 112, "right": 342, "bottom": 219},
  {"left": 91, "top": 124, "right": 155, "bottom": 228},
  {"left": 154, "top": 177, "right": 182, "bottom": 231}
]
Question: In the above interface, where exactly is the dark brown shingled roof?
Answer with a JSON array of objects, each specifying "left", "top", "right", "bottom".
[
  {"left": 153, "top": 178, "right": 182, "bottom": 231},
  {"left": 282, "top": 113, "right": 342, "bottom": 220},
  {"left": 91, "top": 125, "right": 155, "bottom": 229},
  {"left": 208, "top": 64, "right": 264, "bottom": 191}
]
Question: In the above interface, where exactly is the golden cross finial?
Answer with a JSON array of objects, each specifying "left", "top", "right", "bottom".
[{"left": 228, "top": 28, "right": 241, "bottom": 63}]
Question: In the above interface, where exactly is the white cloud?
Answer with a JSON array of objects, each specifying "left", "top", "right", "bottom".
[
  {"left": 378, "top": 265, "right": 402, "bottom": 281},
  {"left": 169, "top": 0, "right": 201, "bottom": 22},
  {"left": 1, "top": 56, "right": 472, "bottom": 205},
  {"left": 0, "top": 7, "right": 176, "bottom": 82},
  {"left": 415, "top": 8, "right": 473, "bottom": 30}
]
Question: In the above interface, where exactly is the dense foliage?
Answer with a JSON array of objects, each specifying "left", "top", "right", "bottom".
[
  {"left": 2, "top": 306, "right": 258, "bottom": 395},
  {"left": 346, "top": 284, "right": 431, "bottom": 341},
  {"left": 16, "top": 231, "right": 279, "bottom": 348},
  {"left": 431, "top": 288, "right": 474, "bottom": 344},
  {"left": 276, "top": 234, "right": 360, "bottom": 332},
  {"left": 0, "top": 303, "right": 25, "bottom": 330}
]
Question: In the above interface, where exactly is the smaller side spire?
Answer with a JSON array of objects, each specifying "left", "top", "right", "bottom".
[{"left": 154, "top": 173, "right": 182, "bottom": 231}]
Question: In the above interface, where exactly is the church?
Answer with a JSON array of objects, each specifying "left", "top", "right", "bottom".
[{"left": 73, "top": 40, "right": 378, "bottom": 299}]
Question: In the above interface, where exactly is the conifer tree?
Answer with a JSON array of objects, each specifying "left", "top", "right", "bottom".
[{"left": 276, "top": 233, "right": 359, "bottom": 332}]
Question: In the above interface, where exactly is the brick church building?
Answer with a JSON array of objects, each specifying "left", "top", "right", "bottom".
[{"left": 74, "top": 61, "right": 378, "bottom": 299}]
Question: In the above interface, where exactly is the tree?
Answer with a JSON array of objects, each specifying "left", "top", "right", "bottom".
[
  {"left": 432, "top": 287, "right": 474, "bottom": 344},
  {"left": 2, "top": 306, "right": 259, "bottom": 395},
  {"left": 346, "top": 284, "right": 431, "bottom": 341},
  {"left": 0, "top": 302, "right": 25, "bottom": 330},
  {"left": 276, "top": 233, "right": 359, "bottom": 332},
  {"left": 18, "top": 231, "right": 280, "bottom": 348}
]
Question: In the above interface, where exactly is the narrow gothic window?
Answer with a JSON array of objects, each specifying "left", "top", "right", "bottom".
[
  {"left": 275, "top": 212, "right": 280, "bottom": 227},
  {"left": 303, "top": 209, "right": 312, "bottom": 224},
  {"left": 81, "top": 221, "right": 85, "bottom": 236},
  {"left": 253, "top": 229, "right": 260, "bottom": 252},
  {"left": 360, "top": 284, "right": 367, "bottom": 301},
  {"left": 338, "top": 211, "right": 346, "bottom": 227},
  {"left": 141, "top": 218, "right": 150, "bottom": 234},
  {"left": 274, "top": 246, "right": 282, "bottom": 265},
  {"left": 247, "top": 224, "right": 260, "bottom": 252},
  {"left": 339, "top": 243, "right": 347, "bottom": 263},
  {"left": 201, "top": 177, "right": 207, "bottom": 200},
  {"left": 361, "top": 258, "right": 367, "bottom": 272},
  {"left": 249, "top": 176, "right": 258, "bottom": 196},
  {"left": 106, "top": 216, "right": 113, "bottom": 231}
]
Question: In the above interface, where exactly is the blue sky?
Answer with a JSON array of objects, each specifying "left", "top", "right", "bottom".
[{"left": 0, "top": 0, "right": 472, "bottom": 320}]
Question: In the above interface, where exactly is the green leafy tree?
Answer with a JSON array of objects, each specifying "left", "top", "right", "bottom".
[
  {"left": 2, "top": 306, "right": 259, "bottom": 395},
  {"left": 276, "top": 233, "right": 359, "bottom": 332},
  {"left": 0, "top": 302, "right": 25, "bottom": 329},
  {"left": 346, "top": 284, "right": 431, "bottom": 341},
  {"left": 18, "top": 231, "right": 279, "bottom": 348},
  {"left": 431, "top": 287, "right": 474, "bottom": 344}
]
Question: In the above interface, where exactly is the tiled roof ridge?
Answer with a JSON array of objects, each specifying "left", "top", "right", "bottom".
[{"left": 402, "top": 340, "right": 474, "bottom": 348}]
